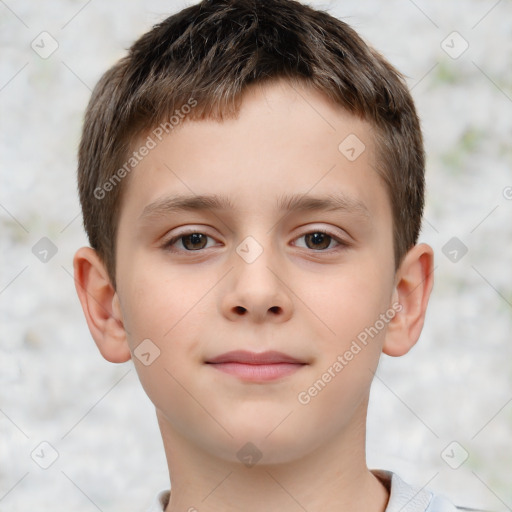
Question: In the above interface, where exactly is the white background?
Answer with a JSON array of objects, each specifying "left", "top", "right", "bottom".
[{"left": 1, "top": 0, "right": 511, "bottom": 510}]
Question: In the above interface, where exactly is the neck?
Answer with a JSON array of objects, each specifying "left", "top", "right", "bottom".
[{"left": 157, "top": 404, "right": 389, "bottom": 512}]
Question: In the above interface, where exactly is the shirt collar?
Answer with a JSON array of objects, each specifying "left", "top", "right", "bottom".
[{"left": 372, "top": 470, "right": 434, "bottom": 512}]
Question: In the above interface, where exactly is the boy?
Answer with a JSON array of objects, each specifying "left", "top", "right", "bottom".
[{"left": 73, "top": 0, "right": 468, "bottom": 510}]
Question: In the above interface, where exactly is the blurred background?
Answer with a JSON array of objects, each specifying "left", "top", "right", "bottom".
[{"left": 1, "top": 0, "right": 511, "bottom": 510}]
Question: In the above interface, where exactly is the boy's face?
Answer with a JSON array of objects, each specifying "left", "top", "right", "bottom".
[{"left": 113, "top": 80, "right": 398, "bottom": 463}]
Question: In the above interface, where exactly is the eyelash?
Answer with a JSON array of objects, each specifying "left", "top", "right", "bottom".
[{"left": 162, "top": 228, "right": 349, "bottom": 254}]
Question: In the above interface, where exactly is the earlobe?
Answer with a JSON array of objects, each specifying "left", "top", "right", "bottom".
[
  {"left": 383, "top": 243, "right": 434, "bottom": 357},
  {"left": 73, "top": 247, "right": 132, "bottom": 363}
]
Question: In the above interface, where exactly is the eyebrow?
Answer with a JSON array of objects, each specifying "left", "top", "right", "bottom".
[{"left": 139, "top": 192, "right": 370, "bottom": 220}]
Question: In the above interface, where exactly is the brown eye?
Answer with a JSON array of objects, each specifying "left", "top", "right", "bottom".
[
  {"left": 294, "top": 230, "right": 346, "bottom": 252},
  {"left": 303, "top": 232, "right": 332, "bottom": 250},
  {"left": 165, "top": 232, "right": 215, "bottom": 252},
  {"left": 181, "top": 233, "right": 208, "bottom": 250}
]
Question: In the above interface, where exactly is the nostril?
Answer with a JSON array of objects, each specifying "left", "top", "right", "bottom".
[
  {"left": 235, "top": 306, "right": 247, "bottom": 314},
  {"left": 269, "top": 306, "right": 280, "bottom": 314}
]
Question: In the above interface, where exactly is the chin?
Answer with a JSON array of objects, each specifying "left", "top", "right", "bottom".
[{"left": 204, "top": 423, "right": 317, "bottom": 467}]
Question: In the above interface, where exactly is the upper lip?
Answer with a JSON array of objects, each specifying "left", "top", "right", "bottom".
[{"left": 206, "top": 350, "right": 306, "bottom": 365}]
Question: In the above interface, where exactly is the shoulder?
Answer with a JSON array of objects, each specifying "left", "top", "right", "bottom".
[
  {"left": 372, "top": 470, "right": 489, "bottom": 512},
  {"left": 430, "top": 497, "right": 490, "bottom": 512},
  {"left": 429, "top": 494, "right": 475, "bottom": 512}
]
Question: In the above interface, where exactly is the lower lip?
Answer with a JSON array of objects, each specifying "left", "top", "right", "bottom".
[{"left": 207, "top": 362, "right": 305, "bottom": 381}]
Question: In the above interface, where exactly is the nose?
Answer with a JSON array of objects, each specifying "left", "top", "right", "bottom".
[{"left": 221, "top": 243, "right": 294, "bottom": 324}]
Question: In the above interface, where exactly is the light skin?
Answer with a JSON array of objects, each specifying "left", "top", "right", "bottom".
[{"left": 74, "top": 80, "right": 434, "bottom": 512}]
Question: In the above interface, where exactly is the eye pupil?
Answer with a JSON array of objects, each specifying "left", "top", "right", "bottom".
[
  {"left": 305, "top": 232, "right": 331, "bottom": 250},
  {"left": 184, "top": 233, "right": 207, "bottom": 250}
]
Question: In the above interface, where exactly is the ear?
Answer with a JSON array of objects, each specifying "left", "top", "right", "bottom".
[
  {"left": 73, "top": 246, "right": 131, "bottom": 363},
  {"left": 383, "top": 243, "right": 434, "bottom": 357}
]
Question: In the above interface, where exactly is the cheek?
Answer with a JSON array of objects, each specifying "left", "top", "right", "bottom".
[
  {"left": 118, "top": 262, "right": 208, "bottom": 401},
  {"left": 291, "top": 261, "right": 393, "bottom": 400},
  {"left": 305, "top": 260, "right": 394, "bottom": 348},
  {"left": 120, "top": 261, "right": 203, "bottom": 342}
]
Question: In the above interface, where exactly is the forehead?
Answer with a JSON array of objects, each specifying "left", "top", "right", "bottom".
[{"left": 118, "top": 80, "right": 389, "bottom": 225}]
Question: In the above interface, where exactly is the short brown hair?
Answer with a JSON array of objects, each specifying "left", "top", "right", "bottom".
[{"left": 78, "top": 0, "right": 425, "bottom": 287}]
